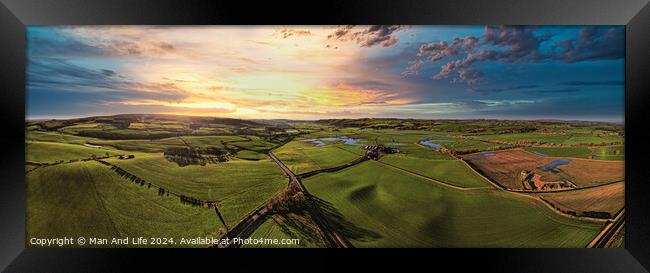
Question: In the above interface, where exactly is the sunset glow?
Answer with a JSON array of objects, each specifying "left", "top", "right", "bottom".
[{"left": 27, "top": 25, "right": 624, "bottom": 121}]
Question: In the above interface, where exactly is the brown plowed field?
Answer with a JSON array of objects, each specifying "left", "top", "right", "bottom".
[
  {"left": 539, "top": 181, "right": 624, "bottom": 216},
  {"left": 461, "top": 149, "right": 624, "bottom": 190},
  {"left": 557, "top": 159, "right": 624, "bottom": 187},
  {"left": 461, "top": 149, "right": 554, "bottom": 190}
]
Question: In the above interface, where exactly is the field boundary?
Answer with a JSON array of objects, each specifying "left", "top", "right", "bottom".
[
  {"left": 298, "top": 155, "right": 368, "bottom": 179},
  {"left": 375, "top": 160, "right": 491, "bottom": 191},
  {"left": 268, "top": 152, "right": 352, "bottom": 248},
  {"left": 520, "top": 148, "right": 625, "bottom": 163},
  {"left": 454, "top": 155, "right": 609, "bottom": 223},
  {"left": 458, "top": 149, "right": 623, "bottom": 193},
  {"left": 526, "top": 180, "right": 624, "bottom": 195},
  {"left": 94, "top": 159, "right": 230, "bottom": 230},
  {"left": 586, "top": 209, "right": 625, "bottom": 248}
]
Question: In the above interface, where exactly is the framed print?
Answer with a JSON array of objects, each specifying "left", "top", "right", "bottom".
[{"left": 1, "top": 0, "right": 649, "bottom": 272}]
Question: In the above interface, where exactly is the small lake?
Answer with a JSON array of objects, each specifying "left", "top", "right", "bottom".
[
  {"left": 303, "top": 136, "right": 363, "bottom": 147},
  {"left": 419, "top": 139, "right": 456, "bottom": 150},
  {"left": 302, "top": 139, "right": 326, "bottom": 147},
  {"left": 540, "top": 159, "right": 571, "bottom": 172}
]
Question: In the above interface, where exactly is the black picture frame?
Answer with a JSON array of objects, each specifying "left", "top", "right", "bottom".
[{"left": 1, "top": 0, "right": 649, "bottom": 272}]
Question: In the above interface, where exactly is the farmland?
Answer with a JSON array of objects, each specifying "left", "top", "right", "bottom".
[
  {"left": 26, "top": 115, "right": 624, "bottom": 248},
  {"left": 26, "top": 141, "right": 120, "bottom": 164},
  {"left": 27, "top": 161, "right": 222, "bottom": 247},
  {"left": 525, "top": 146, "right": 624, "bottom": 161},
  {"left": 303, "top": 160, "right": 604, "bottom": 247},
  {"left": 103, "top": 154, "right": 287, "bottom": 225},
  {"left": 538, "top": 181, "right": 624, "bottom": 217},
  {"left": 461, "top": 149, "right": 624, "bottom": 190},
  {"left": 273, "top": 140, "right": 364, "bottom": 175},
  {"left": 378, "top": 154, "right": 489, "bottom": 188}
]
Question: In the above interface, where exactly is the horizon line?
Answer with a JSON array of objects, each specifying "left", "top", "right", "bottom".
[{"left": 25, "top": 113, "right": 625, "bottom": 124}]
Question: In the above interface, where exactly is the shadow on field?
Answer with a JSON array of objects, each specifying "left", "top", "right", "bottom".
[
  {"left": 310, "top": 195, "right": 381, "bottom": 242},
  {"left": 421, "top": 196, "right": 455, "bottom": 247},
  {"left": 273, "top": 213, "right": 328, "bottom": 247}
]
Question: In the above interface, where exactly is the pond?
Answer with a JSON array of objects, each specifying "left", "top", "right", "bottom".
[
  {"left": 302, "top": 136, "right": 364, "bottom": 147},
  {"left": 302, "top": 139, "right": 326, "bottom": 147},
  {"left": 419, "top": 139, "right": 456, "bottom": 150},
  {"left": 540, "top": 159, "right": 571, "bottom": 172}
]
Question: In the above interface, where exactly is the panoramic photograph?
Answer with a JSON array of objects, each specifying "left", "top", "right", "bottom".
[{"left": 25, "top": 25, "right": 625, "bottom": 248}]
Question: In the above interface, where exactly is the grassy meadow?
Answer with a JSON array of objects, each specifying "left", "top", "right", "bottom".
[
  {"left": 26, "top": 115, "right": 624, "bottom": 248},
  {"left": 304, "top": 160, "right": 604, "bottom": 247},
  {"left": 27, "top": 161, "right": 222, "bottom": 247}
]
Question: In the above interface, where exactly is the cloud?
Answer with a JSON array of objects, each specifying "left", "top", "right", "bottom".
[
  {"left": 550, "top": 26, "right": 624, "bottom": 63},
  {"left": 27, "top": 35, "right": 108, "bottom": 58},
  {"left": 529, "top": 88, "right": 580, "bottom": 94},
  {"left": 101, "top": 69, "right": 116, "bottom": 76},
  {"left": 27, "top": 59, "right": 119, "bottom": 90},
  {"left": 454, "top": 68, "right": 484, "bottom": 85},
  {"left": 31, "top": 27, "right": 181, "bottom": 59},
  {"left": 402, "top": 59, "right": 424, "bottom": 77},
  {"left": 469, "top": 85, "right": 579, "bottom": 95},
  {"left": 474, "top": 99, "right": 537, "bottom": 107},
  {"left": 301, "top": 81, "right": 416, "bottom": 108},
  {"left": 275, "top": 29, "right": 312, "bottom": 39},
  {"left": 429, "top": 26, "right": 550, "bottom": 84},
  {"left": 327, "top": 25, "right": 408, "bottom": 48},
  {"left": 560, "top": 80, "right": 624, "bottom": 86},
  {"left": 27, "top": 58, "right": 190, "bottom": 105},
  {"left": 469, "top": 84, "right": 538, "bottom": 94},
  {"left": 418, "top": 36, "right": 479, "bottom": 62},
  {"left": 477, "top": 25, "right": 550, "bottom": 63},
  {"left": 430, "top": 58, "right": 482, "bottom": 84},
  {"left": 405, "top": 26, "right": 623, "bottom": 85}
]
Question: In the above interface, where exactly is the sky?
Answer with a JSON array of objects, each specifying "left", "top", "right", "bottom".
[{"left": 26, "top": 25, "right": 624, "bottom": 122}]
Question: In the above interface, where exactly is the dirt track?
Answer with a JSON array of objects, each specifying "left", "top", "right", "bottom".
[
  {"left": 268, "top": 152, "right": 353, "bottom": 248},
  {"left": 213, "top": 152, "right": 353, "bottom": 248}
]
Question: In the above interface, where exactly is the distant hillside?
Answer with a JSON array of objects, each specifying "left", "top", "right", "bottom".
[{"left": 315, "top": 118, "right": 624, "bottom": 135}]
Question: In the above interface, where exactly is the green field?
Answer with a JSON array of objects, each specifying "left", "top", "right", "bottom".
[
  {"left": 26, "top": 115, "right": 623, "bottom": 248},
  {"left": 525, "top": 146, "right": 624, "bottom": 160},
  {"left": 304, "top": 160, "right": 604, "bottom": 247},
  {"left": 179, "top": 135, "right": 248, "bottom": 148},
  {"left": 475, "top": 132, "right": 623, "bottom": 145},
  {"left": 90, "top": 138, "right": 188, "bottom": 153},
  {"left": 378, "top": 154, "right": 489, "bottom": 188},
  {"left": 226, "top": 135, "right": 278, "bottom": 152},
  {"left": 591, "top": 146, "right": 625, "bottom": 160},
  {"left": 525, "top": 146, "right": 592, "bottom": 158},
  {"left": 26, "top": 141, "right": 120, "bottom": 163},
  {"left": 27, "top": 130, "right": 98, "bottom": 145},
  {"left": 27, "top": 161, "right": 221, "bottom": 247},
  {"left": 244, "top": 213, "right": 326, "bottom": 248},
  {"left": 104, "top": 154, "right": 287, "bottom": 225},
  {"left": 396, "top": 143, "right": 453, "bottom": 159},
  {"left": 273, "top": 140, "right": 364, "bottom": 174},
  {"left": 234, "top": 150, "right": 268, "bottom": 160}
]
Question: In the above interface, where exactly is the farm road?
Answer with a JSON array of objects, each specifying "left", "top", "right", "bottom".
[
  {"left": 268, "top": 152, "right": 353, "bottom": 248},
  {"left": 214, "top": 151, "right": 354, "bottom": 248}
]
